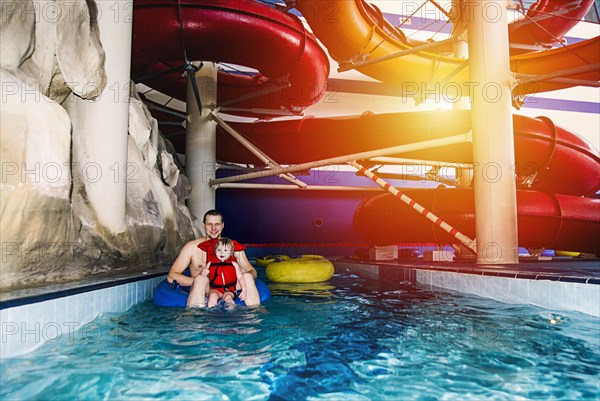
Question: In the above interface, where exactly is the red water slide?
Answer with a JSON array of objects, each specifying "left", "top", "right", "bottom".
[
  {"left": 508, "top": 0, "right": 596, "bottom": 48},
  {"left": 131, "top": 0, "right": 599, "bottom": 253},
  {"left": 132, "top": 0, "right": 329, "bottom": 113},
  {"left": 353, "top": 188, "right": 600, "bottom": 255}
]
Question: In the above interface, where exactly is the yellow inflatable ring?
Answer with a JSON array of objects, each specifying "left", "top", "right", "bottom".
[
  {"left": 554, "top": 250, "right": 581, "bottom": 257},
  {"left": 266, "top": 255, "right": 334, "bottom": 283},
  {"left": 297, "top": 254, "right": 325, "bottom": 259},
  {"left": 256, "top": 255, "right": 290, "bottom": 266}
]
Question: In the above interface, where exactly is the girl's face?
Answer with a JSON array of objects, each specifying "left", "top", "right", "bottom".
[{"left": 215, "top": 244, "right": 233, "bottom": 262}]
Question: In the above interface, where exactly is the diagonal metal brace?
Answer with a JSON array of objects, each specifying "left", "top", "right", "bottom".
[
  {"left": 184, "top": 62, "right": 203, "bottom": 115},
  {"left": 210, "top": 112, "right": 307, "bottom": 188}
]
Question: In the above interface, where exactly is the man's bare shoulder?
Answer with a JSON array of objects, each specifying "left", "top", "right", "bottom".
[
  {"left": 182, "top": 238, "right": 208, "bottom": 252},
  {"left": 192, "top": 237, "right": 210, "bottom": 244}
]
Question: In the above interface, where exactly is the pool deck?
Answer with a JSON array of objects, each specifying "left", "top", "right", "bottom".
[
  {"left": 333, "top": 256, "right": 600, "bottom": 317},
  {"left": 0, "top": 267, "right": 167, "bottom": 309},
  {"left": 0, "top": 269, "right": 166, "bottom": 358}
]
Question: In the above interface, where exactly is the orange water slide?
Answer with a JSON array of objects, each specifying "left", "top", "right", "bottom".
[
  {"left": 294, "top": 0, "right": 599, "bottom": 96},
  {"left": 511, "top": 37, "right": 600, "bottom": 95}
]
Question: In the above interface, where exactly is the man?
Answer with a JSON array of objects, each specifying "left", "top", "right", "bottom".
[{"left": 167, "top": 210, "right": 260, "bottom": 307}]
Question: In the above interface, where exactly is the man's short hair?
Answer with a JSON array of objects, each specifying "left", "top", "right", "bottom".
[{"left": 203, "top": 209, "right": 223, "bottom": 224}]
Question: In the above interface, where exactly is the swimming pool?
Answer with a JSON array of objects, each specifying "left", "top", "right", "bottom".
[{"left": 1, "top": 272, "right": 599, "bottom": 400}]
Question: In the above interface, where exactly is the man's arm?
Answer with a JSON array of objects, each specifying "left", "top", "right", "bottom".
[
  {"left": 232, "top": 261, "right": 247, "bottom": 295},
  {"left": 167, "top": 242, "right": 197, "bottom": 286},
  {"left": 235, "top": 250, "right": 257, "bottom": 279}
]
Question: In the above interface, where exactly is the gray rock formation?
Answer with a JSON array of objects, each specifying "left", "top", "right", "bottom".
[{"left": 1, "top": 0, "right": 197, "bottom": 290}]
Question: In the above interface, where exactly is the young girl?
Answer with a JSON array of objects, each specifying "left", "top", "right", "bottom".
[{"left": 204, "top": 238, "right": 247, "bottom": 307}]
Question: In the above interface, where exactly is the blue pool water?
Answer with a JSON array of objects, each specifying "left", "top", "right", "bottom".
[{"left": 1, "top": 273, "right": 599, "bottom": 400}]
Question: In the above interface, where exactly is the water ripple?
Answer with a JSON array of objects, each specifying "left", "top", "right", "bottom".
[{"left": 1, "top": 274, "right": 599, "bottom": 400}]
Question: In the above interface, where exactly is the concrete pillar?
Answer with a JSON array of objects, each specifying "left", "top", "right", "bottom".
[
  {"left": 186, "top": 62, "right": 218, "bottom": 220},
  {"left": 68, "top": 0, "right": 132, "bottom": 233},
  {"left": 466, "top": 0, "right": 519, "bottom": 264}
]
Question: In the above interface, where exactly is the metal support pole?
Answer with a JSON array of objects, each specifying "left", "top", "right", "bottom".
[
  {"left": 452, "top": 0, "right": 473, "bottom": 186},
  {"left": 186, "top": 63, "right": 217, "bottom": 220},
  {"left": 370, "top": 156, "right": 472, "bottom": 169},
  {"left": 213, "top": 183, "right": 383, "bottom": 191},
  {"left": 515, "top": 76, "right": 599, "bottom": 88},
  {"left": 467, "top": 0, "right": 519, "bottom": 264},
  {"left": 452, "top": 0, "right": 471, "bottom": 111},
  {"left": 514, "top": 63, "right": 600, "bottom": 86},
  {"left": 338, "top": 37, "right": 459, "bottom": 72},
  {"left": 209, "top": 132, "right": 472, "bottom": 186},
  {"left": 218, "top": 107, "right": 299, "bottom": 116}
]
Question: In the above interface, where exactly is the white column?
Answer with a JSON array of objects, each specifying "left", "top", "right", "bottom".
[
  {"left": 68, "top": 0, "right": 132, "bottom": 233},
  {"left": 186, "top": 63, "right": 218, "bottom": 220},
  {"left": 466, "top": 0, "right": 519, "bottom": 264}
]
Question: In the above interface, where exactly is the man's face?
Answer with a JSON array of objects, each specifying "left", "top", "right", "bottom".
[{"left": 204, "top": 215, "right": 224, "bottom": 239}]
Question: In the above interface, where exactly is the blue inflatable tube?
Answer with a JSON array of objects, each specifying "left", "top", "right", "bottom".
[{"left": 153, "top": 278, "right": 271, "bottom": 307}]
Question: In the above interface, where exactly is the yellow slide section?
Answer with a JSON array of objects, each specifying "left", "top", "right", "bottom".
[{"left": 295, "top": 0, "right": 599, "bottom": 96}]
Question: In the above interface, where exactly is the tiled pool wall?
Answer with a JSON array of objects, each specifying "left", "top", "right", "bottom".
[
  {"left": 0, "top": 275, "right": 165, "bottom": 359},
  {"left": 334, "top": 261, "right": 600, "bottom": 317}
]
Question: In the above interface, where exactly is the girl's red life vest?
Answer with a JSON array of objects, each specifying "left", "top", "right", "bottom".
[
  {"left": 207, "top": 260, "right": 238, "bottom": 293},
  {"left": 197, "top": 239, "right": 246, "bottom": 294}
]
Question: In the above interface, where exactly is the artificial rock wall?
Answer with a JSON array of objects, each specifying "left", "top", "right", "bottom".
[{"left": 0, "top": 0, "right": 197, "bottom": 290}]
